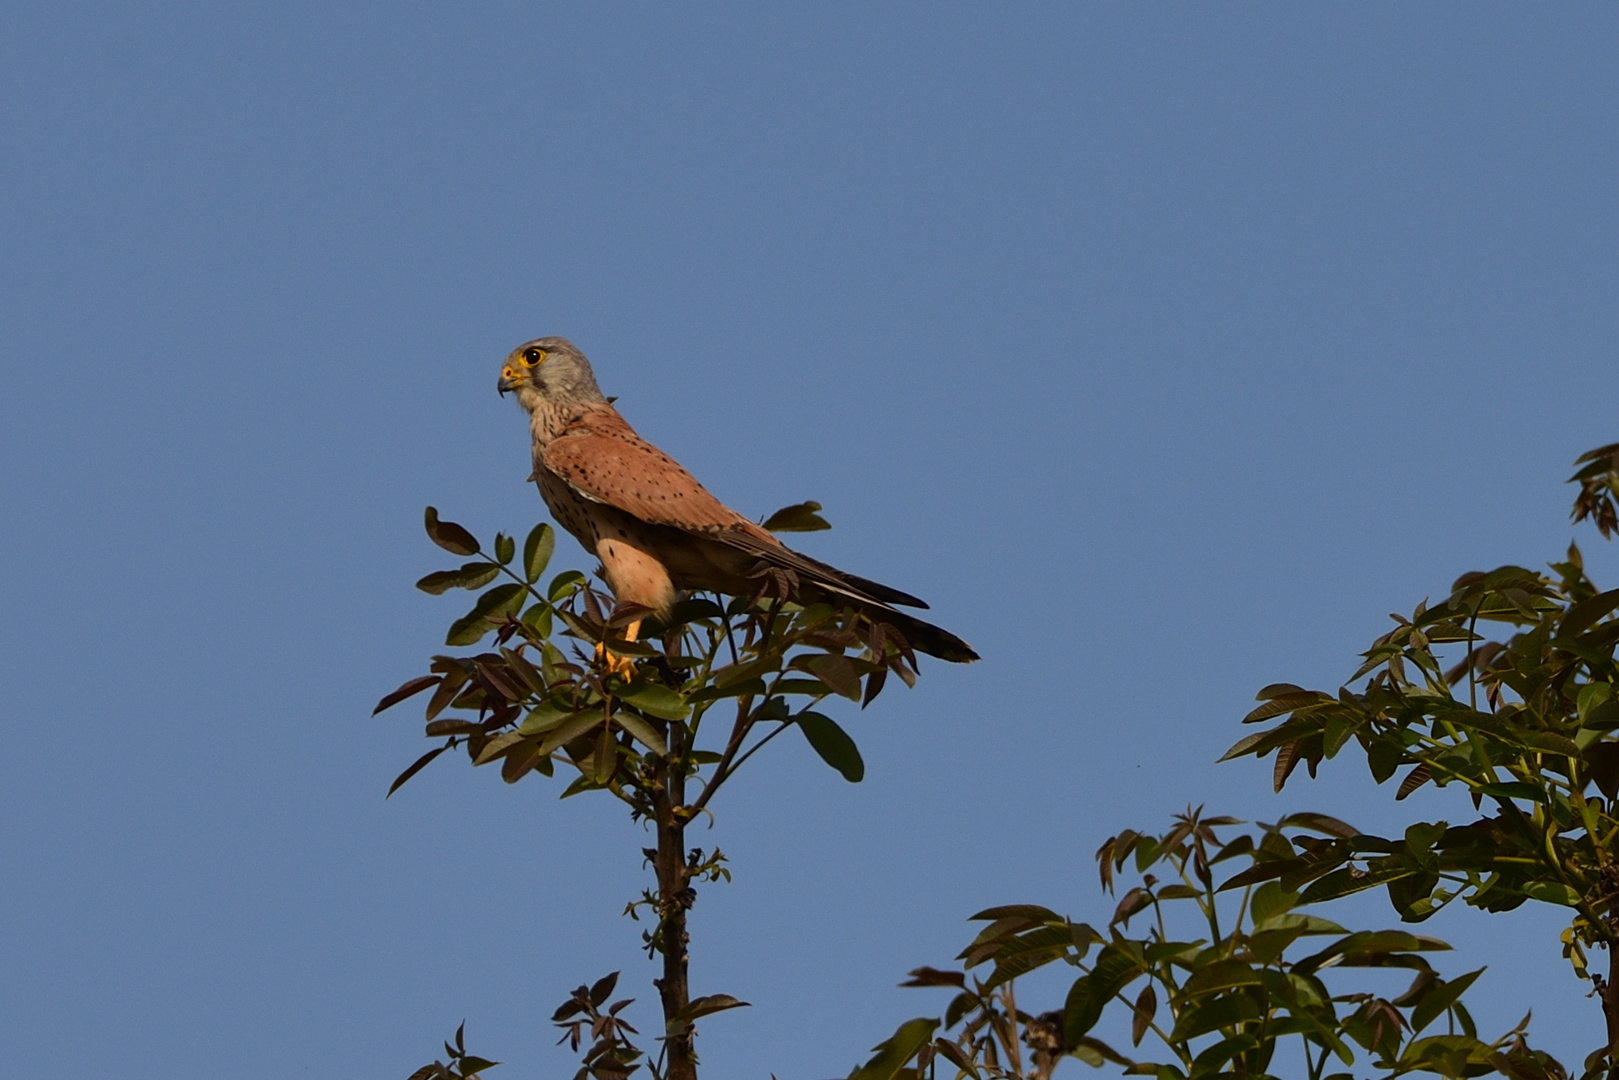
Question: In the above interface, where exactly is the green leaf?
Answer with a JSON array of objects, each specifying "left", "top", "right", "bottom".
[
  {"left": 848, "top": 1017, "right": 939, "bottom": 1080},
  {"left": 613, "top": 711, "right": 669, "bottom": 757},
  {"left": 669, "top": 994, "right": 750, "bottom": 1028},
  {"left": 1252, "top": 912, "right": 1344, "bottom": 936},
  {"left": 1064, "top": 947, "right": 1142, "bottom": 1042},
  {"left": 774, "top": 677, "right": 834, "bottom": 697},
  {"left": 1249, "top": 882, "right": 1299, "bottom": 924},
  {"left": 547, "top": 569, "right": 586, "bottom": 601},
  {"left": 1409, "top": 968, "right": 1485, "bottom": 1035},
  {"left": 1367, "top": 739, "right": 1404, "bottom": 784},
  {"left": 557, "top": 774, "right": 596, "bottom": 799},
  {"left": 474, "top": 731, "right": 526, "bottom": 766},
  {"left": 762, "top": 500, "right": 831, "bottom": 532},
  {"left": 1170, "top": 991, "right": 1261, "bottom": 1042},
  {"left": 1297, "top": 865, "right": 1402, "bottom": 906},
  {"left": 796, "top": 711, "right": 864, "bottom": 782},
  {"left": 1189, "top": 1033, "right": 1259, "bottom": 1076},
  {"left": 979, "top": 925, "right": 1077, "bottom": 987},
  {"left": 443, "top": 614, "right": 498, "bottom": 651},
  {"left": 715, "top": 655, "right": 783, "bottom": 689},
  {"left": 1256, "top": 682, "right": 1309, "bottom": 699},
  {"left": 1477, "top": 781, "right": 1547, "bottom": 803},
  {"left": 523, "top": 524, "right": 555, "bottom": 583},
  {"left": 518, "top": 696, "right": 569, "bottom": 731},
  {"left": 446, "top": 584, "right": 526, "bottom": 646},
  {"left": 591, "top": 728, "right": 616, "bottom": 783},
  {"left": 424, "top": 507, "right": 480, "bottom": 556},
  {"left": 416, "top": 563, "right": 500, "bottom": 595},
  {"left": 1519, "top": 730, "right": 1582, "bottom": 757},
  {"left": 1522, "top": 880, "right": 1582, "bottom": 907},
  {"left": 518, "top": 701, "right": 572, "bottom": 735},
  {"left": 971, "top": 904, "right": 1063, "bottom": 922},
  {"left": 1294, "top": 930, "right": 1449, "bottom": 973},
  {"left": 521, "top": 603, "right": 553, "bottom": 639},
  {"left": 620, "top": 682, "right": 690, "bottom": 721},
  {"left": 1581, "top": 682, "right": 1618, "bottom": 731},
  {"left": 1216, "top": 860, "right": 1296, "bottom": 892},
  {"left": 687, "top": 678, "right": 767, "bottom": 705},
  {"left": 493, "top": 532, "right": 515, "bottom": 565},
  {"left": 1181, "top": 958, "right": 1262, "bottom": 997},
  {"left": 537, "top": 711, "right": 603, "bottom": 756},
  {"left": 1279, "top": 812, "right": 1359, "bottom": 839},
  {"left": 424, "top": 719, "right": 481, "bottom": 736},
  {"left": 1561, "top": 589, "right": 1619, "bottom": 638}
]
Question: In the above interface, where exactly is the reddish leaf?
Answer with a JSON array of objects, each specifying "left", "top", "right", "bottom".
[
  {"left": 386, "top": 745, "right": 448, "bottom": 798},
  {"left": 374, "top": 675, "right": 440, "bottom": 715},
  {"left": 1274, "top": 740, "right": 1303, "bottom": 792},
  {"left": 1131, "top": 983, "right": 1157, "bottom": 1046},
  {"left": 801, "top": 653, "right": 862, "bottom": 701},
  {"left": 424, "top": 506, "right": 480, "bottom": 556},
  {"left": 900, "top": 966, "right": 966, "bottom": 988},
  {"left": 1397, "top": 763, "right": 1432, "bottom": 801},
  {"left": 1110, "top": 886, "right": 1152, "bottom": 927},
  {"left": 861, "top": 664, "right": 888, "bottom": 708}
]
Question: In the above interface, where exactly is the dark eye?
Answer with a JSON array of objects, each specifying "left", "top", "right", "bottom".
[{"left": 521, "top": 348, "right": 545, "bottom": 367}]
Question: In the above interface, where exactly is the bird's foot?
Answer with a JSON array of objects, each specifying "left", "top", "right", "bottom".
[
  {"left": 594, "top": 639, "right": 638, "bottom": 679},
  {"left": 595, "top": 618, "right": 644, "bottom": 679}
]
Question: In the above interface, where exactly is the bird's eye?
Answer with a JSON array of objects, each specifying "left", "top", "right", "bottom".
[{"left": 521, "top": 348, "right": 546, "bottom": 367}]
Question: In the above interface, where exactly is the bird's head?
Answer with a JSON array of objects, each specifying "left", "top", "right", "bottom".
[{"left": 498, "top": 336, "right": 608, "bottom": 409}]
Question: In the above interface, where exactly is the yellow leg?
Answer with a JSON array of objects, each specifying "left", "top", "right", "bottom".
[{"left": 595, "top": 619, "right": 642, "bottom": 679}]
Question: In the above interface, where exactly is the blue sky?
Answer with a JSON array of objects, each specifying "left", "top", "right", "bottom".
[{"left": 3, "top": 5, "right": 1617, "bottom": 1077}]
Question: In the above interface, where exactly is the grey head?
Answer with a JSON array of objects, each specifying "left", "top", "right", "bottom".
[{"left": 496, "top": 336, "right": 609, "bottom": 408}]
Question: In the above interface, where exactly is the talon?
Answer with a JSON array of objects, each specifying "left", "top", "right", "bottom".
[
  {"left": 595, "top": 618, "right": 643, "bottom": 679},
  {"left": 594, "top": 640, "right": 636, "bottom": 678}
]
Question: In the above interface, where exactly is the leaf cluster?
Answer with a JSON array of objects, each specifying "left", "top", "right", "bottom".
[
  {"left": 378, "top": 507, "right": 925, "bottom": 804},
  {"left": 852, "top": 810, "right": 1562, "bottom": 1080},
  {"left": 406, "top": 1023, "right": 498, "bottom": 1080},
  {"left": 1219, "top": 548, "right": 1619, "bottom": 979},
  {"left": 385, "top": 505, "right": 934, "bottom": 1079},
  {"left": 553, "top": 972, "right": 644, "bottom": 1080},
  {"left": 1570, "top": 443, "right": 1619, "bottom": 540}
]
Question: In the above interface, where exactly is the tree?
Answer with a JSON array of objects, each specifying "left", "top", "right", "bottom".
[
  {"left": 379, "top": 443, "right": 1619, "bottom": 1079},
  {"left": 852, "top": 443, "right": 1619, "bottom": 1080},
  {"left": 377, "top": 501, "right": 929, "bottom": 1080},
  {"left": 850, "top": 810, "right": 1561, "bottom": 1080}
]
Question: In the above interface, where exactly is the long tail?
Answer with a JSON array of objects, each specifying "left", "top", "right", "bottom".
[
  {"left": 863, "top": 605, "right": 980, "bottom": 664},
  {"left": 722, "top": 528, "right": 979, "bottom": 663}
]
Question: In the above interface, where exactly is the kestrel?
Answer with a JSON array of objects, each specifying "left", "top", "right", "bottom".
[{"left": 497, "top": 336, "right": 978, "bottom": 664}]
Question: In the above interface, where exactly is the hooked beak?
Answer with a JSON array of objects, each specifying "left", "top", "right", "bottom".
[{"left": 498, "top": 365, "right": 526, "bottom": 396}]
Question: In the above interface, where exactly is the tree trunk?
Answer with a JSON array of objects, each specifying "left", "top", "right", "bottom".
[{"left": 655, "top": 732, "right": 695, "bottom": 1080}]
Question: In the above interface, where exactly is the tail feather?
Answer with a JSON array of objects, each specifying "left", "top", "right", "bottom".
[
  {"left": 867, "top": 606, "right": 979, "bottom": 664},
  {"left": 794, "top": 552, "right": 929, "bottom": 609},
  {"left": 719, "top": 527, "right": 976, "bottom": 662}
]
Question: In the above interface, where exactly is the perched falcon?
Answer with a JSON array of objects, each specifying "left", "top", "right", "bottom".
[{"left": 497, "top": 336, "right": 978, "bottom": 664}]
